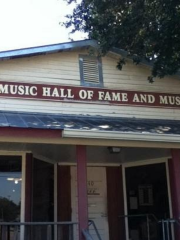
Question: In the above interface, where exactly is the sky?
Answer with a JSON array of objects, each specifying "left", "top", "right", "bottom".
[{"left": 0, "top": 0, "right": 86, "bottom": 51}]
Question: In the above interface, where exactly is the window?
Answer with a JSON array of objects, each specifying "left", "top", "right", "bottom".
[
  {"left": 0, "top": 156, "right": 22, "bottom": 222},
  {"left": 79, "top": 55, "right": 103, "bottom": 87}
]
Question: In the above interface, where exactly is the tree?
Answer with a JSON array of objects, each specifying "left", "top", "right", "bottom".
[
  {"left": 64, "top": 0, "right": 180, "bottom": 82},
  {"left": 0, "top": 197, "right": 20, "bottom": 221}
]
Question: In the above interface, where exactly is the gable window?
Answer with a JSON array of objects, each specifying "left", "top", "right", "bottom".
[{"left": 79, "top": 55, "right": 103, "bottom": 87}]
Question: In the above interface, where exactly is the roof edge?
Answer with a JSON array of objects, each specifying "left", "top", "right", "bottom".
[
  {"left": 110, "top": 48, "right": 180, "bottom": 77},
  {"left": 63, "top": 129, "right": 180, "bottom": 143},
  {"left": 0, "top": 39, "right": 99, "bottom": 59},
  {"left": 110, "top": 47, "right": 154, "bottom": 68}
]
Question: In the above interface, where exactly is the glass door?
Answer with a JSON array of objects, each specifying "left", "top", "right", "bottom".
[{"left": 125, "top": 163, "right": 170, "bottom": 240}]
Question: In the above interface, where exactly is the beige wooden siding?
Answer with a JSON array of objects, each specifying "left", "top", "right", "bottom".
[
  {"left": 0, "top": 98, "right": 180, "bottom": 120},
  {"left": 0, "top": 50, "right": 180, "bottom": 120},
  {"left": 0, "top": 52, "right": 81, "bottom": 85},
  {"left": 102, "top": 57, "right": 180, "bottom": 93}
]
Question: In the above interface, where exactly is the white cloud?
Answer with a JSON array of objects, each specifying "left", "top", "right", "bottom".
[{"left": 0, "top": 0, "right": 86, "bottom": 51}]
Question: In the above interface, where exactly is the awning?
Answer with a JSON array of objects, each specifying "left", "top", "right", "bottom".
[
  {"left": 0, "top": 111, "right": 180, "bottom": 143},
  {"left": 0, "top": 111, "right": 179, "bottom": 133}
]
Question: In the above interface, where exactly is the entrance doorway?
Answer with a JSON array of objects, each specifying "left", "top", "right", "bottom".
[
  {"left": 71, "top": 166, "right": 109, "bottom": 240},
  {"left": 125, "top": 162, "right": 170, "bottom": 240},
  {"left": 31, "top": 158, "right": 54, "bottom": 240},
  {"left": 32, "top": 158, "right": 54, "bottom": 222}
]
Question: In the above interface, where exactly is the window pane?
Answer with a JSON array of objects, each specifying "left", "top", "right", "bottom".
[{"left": 0, "top": 156, "right": 22, "bottom": 222}]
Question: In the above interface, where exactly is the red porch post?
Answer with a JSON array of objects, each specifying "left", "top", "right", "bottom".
[
  {"left": 106, "top": 166, "right": 125, "bottom": 240},
  {"left": 76, "top": 145, "right": 88, "bottom": 240},
  {"left": 25, "top": 153, "right": 33, "bottom": 222},
  {"left": 169, "top": 149, "right": 180, "bottom": 240}
]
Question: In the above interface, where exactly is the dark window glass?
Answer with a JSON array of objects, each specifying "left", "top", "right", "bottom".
[
  {"left": 32, "top": 159, "right": 54, "bottom": 222},
  {"left": 0, "top": 156, "right": 22, "bottom": 222}
]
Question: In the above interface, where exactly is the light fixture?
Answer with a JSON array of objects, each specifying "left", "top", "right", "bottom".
[
  {"left": 108, "top": 147, "right": 121, "bottom": 154},
  {"left": 7, "top": 178, "right": 14, "bottom": 181},
  {"left": 7, "top": 178, "right": 22, "bottom": 184}
]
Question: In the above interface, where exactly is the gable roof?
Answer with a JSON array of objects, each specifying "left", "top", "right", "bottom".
[
  {"left": 0, "top": 39, "right": 179, "bottom": 77},
  {"left": 0, "top": 39, "right": 155, "bottom": 72}
]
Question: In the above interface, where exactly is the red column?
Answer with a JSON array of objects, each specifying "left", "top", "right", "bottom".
[
  {"left": 106, "top": 166, "right": 125, "bottom": 240},
  {"left": 169, "top": 149, "right": 180, "bottom": 239},
  {"left": 76, "top": 145, "right": 88, "bottom": 240},
  {"left": 57, "top": 166, "right": 71, "bottom": 240},
  {"left": 25, "top": 153, "right": 33, "bottom": 222}
]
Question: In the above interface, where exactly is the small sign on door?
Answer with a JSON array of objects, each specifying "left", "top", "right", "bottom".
[{"left": 87, "top": 180, "right": 101, "bottom": 195}]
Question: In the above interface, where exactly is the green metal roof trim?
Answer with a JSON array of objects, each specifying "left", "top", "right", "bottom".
[{"left": 0, "top": 39, "right": 98, "bottom": 60}]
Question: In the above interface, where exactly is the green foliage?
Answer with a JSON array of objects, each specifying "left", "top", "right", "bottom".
[{"left": 64, "top": 0, "right": 180, "bottom": 81}]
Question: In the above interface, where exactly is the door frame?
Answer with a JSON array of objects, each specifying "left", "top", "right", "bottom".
[{"left": 122, "top": 157, "right": 173, "bottom": 240}]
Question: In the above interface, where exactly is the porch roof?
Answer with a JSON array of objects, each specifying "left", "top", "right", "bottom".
[{"left": 0, "top": 111, "right": 179, "bottom": 136}]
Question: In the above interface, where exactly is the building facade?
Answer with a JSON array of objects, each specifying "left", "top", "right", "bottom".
[{"left": 0, "top": 40, "right": 180, "bottom": 240}]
